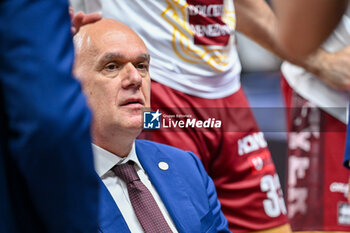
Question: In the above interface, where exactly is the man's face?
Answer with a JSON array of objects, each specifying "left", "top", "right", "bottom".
[{"left": 75, "top": 21, "right": 151, "bottom": 137}]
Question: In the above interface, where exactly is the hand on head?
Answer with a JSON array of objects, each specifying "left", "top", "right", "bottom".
[{"left": 69, "top": 7, "right": 102, "bottom": 35}]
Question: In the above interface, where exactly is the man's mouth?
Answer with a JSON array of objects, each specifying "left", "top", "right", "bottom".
[{"left": 121, "top": 98, "right": 144, "bottom": 106}]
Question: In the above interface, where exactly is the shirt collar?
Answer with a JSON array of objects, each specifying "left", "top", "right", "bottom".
[{"left": 92, "top": 142, "right": 142, "bottom": 177}]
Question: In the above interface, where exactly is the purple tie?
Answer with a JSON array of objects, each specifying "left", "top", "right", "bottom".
[{"left": 112, "top": 161, "right": 173, "bottom": 233}]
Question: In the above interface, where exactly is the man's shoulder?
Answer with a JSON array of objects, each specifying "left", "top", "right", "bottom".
[
  {"left": 135, "top": 139, "right": 187, "bottom": 153},
  {"left": 135, "top": 139, "right": 206, "bottom": 180},
  {"left": 135, "top": 139, "right": 199, "bottom": 161}
]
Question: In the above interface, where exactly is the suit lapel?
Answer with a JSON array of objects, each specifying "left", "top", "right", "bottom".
[
  {"left": 97, "top": 179, "right": 130, "bottom": 233},
  {"left": 136, "top": 141, "right": 201, "bottom": 233}
]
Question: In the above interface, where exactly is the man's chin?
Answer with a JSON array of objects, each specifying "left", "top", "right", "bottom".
[
  {"left": 124, "top": 127, "right": 143, "bottom": 139},
  {"left": 116, "top": 114, "right": 143, "bottom": 131},
  {"left": 123, "top": 120, "right": 143, "bottom": 131}
]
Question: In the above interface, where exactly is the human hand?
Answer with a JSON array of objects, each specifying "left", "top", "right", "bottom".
[
  {"left": 69, "top": 7, "right": 101, "bottom": 35},
  {"left": 304, "top": 46, "right": 350, "bottom": 91}
]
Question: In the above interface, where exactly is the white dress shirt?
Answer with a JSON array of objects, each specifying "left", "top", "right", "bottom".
[{"left": 92, "top": 143, "right": 178, "bottom": 233}]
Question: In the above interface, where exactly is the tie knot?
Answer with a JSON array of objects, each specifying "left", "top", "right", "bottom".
[{"left": 112, "top": 161, "right": 140, "bottom": 183}]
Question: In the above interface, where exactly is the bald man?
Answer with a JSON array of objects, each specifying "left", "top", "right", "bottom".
[{"left": 73, "top": 18, "right": 229, "bottom": 233}]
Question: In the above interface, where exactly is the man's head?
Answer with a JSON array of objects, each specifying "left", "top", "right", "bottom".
[{"left": 74, "top": 18, "right": 150, "bottom": 146}]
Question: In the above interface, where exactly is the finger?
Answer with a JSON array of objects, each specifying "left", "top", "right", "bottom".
[
  {"left": 71, "top": 26, "right": 77, "bottom": 35},
  {"left": 81, "top": 13, "right": 102, "bottom": 25},
  {"left": 71, "top": 12, "right": 84, "bottom": 35},
  {"left": 73, "top": 11, "right": 84, "bottom": 27},
  {"left": 69, "top": 7, "right": 74, "bottom": 20},
  {"left": 72, "top": 12, "right": 85, "bottom": 35}
]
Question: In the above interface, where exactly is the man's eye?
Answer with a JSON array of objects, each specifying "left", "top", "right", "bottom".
[
  {"left": 136, "top": 63, "right": 148, "bottom": 70},
  {"left": 105, "top": 63, "right": 118, "bottom": 70}
]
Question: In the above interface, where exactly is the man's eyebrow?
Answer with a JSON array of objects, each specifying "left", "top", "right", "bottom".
[
  {"left": 138, "top": 53, "right": 150, "bottom": 61},
  {"left": 97, "top": 52, "right": 150, "bottom": 66},
  {"left": 97, "top": 53, "right": 123, "bottom": 67}
]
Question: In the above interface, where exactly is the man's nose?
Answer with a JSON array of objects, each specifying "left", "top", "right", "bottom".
[{"left": 121, "top": 63, "right": 142, "bottom": 89}]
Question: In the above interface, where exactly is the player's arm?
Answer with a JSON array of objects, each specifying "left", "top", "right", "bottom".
[
  {"left": 272, "top": 0, "right": 347, "bottom": 58},
  {"left": 235, "top": 0, "right": 350, "bottom": 91},
  {"left": 234, "top": 0, "right": 284, "bottom": 59},
  {"left": 234, "top": 0, "right": 306, "bottom": 65},
  {"left": 301, "top": 46, "right": 350, "bottom": 90}
]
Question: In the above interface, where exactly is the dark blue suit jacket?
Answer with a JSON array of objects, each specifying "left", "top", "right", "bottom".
[
  {"left": 97, "top": 140, "right": 230, "bottom": 233},
  {"left": 0, "top": 0, "right": 101, "bottom": 232}
]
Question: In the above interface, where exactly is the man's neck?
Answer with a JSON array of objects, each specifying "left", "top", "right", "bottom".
[{"left": 93, "top": 133, "right": 136, "bottom": 158}]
